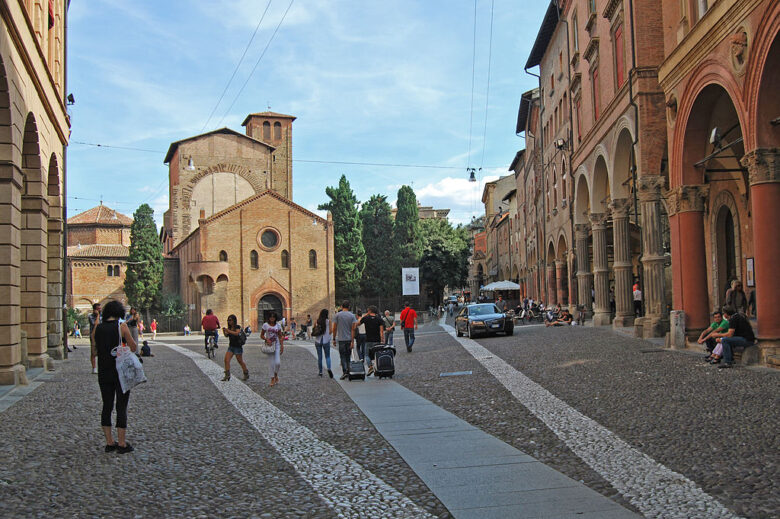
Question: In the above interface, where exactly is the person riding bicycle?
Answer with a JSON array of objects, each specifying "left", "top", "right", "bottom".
[{"left": 202, "top": 309, "right": 220, "bottom": 353}]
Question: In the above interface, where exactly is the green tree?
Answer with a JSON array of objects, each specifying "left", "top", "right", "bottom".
[
  {"left": 393, "top": 185, "right": 422, "bottom": 268},
  {"left": 65, "top": 306, "right": 88, "bottom": 335},
  {"left": 419, "top": 219, "right": 470, "bottom": 304},
  {"left": 157, "top": 292, "right": 187, "bottom": 317},
  {"left": 359, "top": 194, "right": 397, "bottom": 297},
  {"left": 124, "top": 204, "right": 163, "bottom": 320},
  {"left": 318, "top": 175, "right": 365, "bottom": 302}
]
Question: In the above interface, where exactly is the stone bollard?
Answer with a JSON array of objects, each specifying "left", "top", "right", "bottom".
[
  {"left": 20, "top": 331, "right": 30, "bottom": 370},
  {"left": 668, "top": 310, "right": 686, "bottom": 349}
]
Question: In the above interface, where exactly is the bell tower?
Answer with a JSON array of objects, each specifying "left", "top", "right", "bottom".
[{"left": 242, "top": 111, "right": 295, "bottom": 199}]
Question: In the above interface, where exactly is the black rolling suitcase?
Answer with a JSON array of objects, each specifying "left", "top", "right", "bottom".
[
  {"left": 348, "top": 347, "right": 366, "bottom": 381},
  {"left": 373, "top": 346, "right": 395, "bottom": 379}
]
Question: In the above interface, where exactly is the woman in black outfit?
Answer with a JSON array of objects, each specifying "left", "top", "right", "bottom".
[{"left": 91, "top": 300, "right": 137, "bottom": 453}]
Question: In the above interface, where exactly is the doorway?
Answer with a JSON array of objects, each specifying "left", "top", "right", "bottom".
[{"left": 257, "top": 294, "right": 283, "bottom": 325}]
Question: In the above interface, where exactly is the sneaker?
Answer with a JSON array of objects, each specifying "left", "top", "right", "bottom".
[
  {"left": 104, "top": 443, "right": 118, "bottom": 453},
  {"left": 318, "top": 372, "right": 323, "bottom": 377},
  {"left": 406, "top": 346, "right": 412, "bottom": 352},
  {"left": 367, "top": 365, "right": 374, "bottom": 376},
  {"left": 340, "top": 373, "right": 348, "bottom": 380},
  {"left": 718, "top": 362, "right": 733, "bottom": 369},
  {"left": 92, "top": 367, "right": 98, "bottom": 374},
  {"left": 117, "top": 443, "right": 134, "bottom": 454},
  {"left": 327, "top": 369, "right": 333, "bottom": 379}
]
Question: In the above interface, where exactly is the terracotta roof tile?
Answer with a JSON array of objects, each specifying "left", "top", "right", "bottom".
[
  {"left": 67, "top": 205, "right": 133, "bottom": 226},
  {"left": 67, "top": 244, "right": 130, "bottom": 258}
]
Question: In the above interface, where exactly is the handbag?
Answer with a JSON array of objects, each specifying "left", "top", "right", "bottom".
[
  {"left": 261, "top": 341, "right": 276, "bottom": 354},
  {"left": 114, "top": 323, "right": 147, "bottom": 393}
]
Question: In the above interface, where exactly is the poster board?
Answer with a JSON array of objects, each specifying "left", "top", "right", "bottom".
[{"left": 402, "top": 267, "right": 420, "bottom": 296}]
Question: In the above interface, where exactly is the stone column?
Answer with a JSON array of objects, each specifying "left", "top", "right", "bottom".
[
  {"left": 555, "top": 260, "right": 566, "bottom": 306},
  {"left": 47, "top": 207, "right": 64, "bottom": 361},
  {"left": 610, "top": 198, "right": 634, "bottom": 327},
  {"left": 742, "top": 148, "right": 780, "bottom": 340},
  {"left": 590, "top": 212, "right": 611, "bottom": 326},
  {"left": 21, "top": 195, "right": 51, "bottom": 369},
  {"left": 575, "top": 224, "right": 592, "bottom": 312},
  {"left": 666, "top": 184, "right": 710, "bottom": 332},
  {"left": 546, "top": 264, "right": 556, "bottom": 304},
  {"left": 637, "top": 176, "right": 668, "bottom": 337},
  {"left": 0, "top": 163, "right": 27, "bottom": 385}
]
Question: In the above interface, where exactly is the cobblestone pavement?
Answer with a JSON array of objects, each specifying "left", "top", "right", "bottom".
[
  {"left": 0, "top": 338, "right": 447, "bottom": 518},
  {"left": 390, "top": 318, "right": 778, "bottom": 519},
  {"left": 1, "top": 323, "right": 776, "bottom": 518}
]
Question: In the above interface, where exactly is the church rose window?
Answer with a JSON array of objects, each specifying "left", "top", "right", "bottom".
[{"left": 259, "top": 228, "right": 280, "bottom": 250}]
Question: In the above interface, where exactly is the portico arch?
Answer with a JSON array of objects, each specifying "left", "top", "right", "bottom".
[
  {"left": 20, "top": 112, "right": 49, "bottom": 368},
  {"left": 46, "top": 153, "right": 63, "bottom": 358}
]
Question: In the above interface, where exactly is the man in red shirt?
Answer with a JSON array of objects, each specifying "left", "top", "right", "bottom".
[
  {"left": 399, "top": 302, "right": 418, "bottom": 352},
  {"left": 201, "top": 309, "right": 220, "bottom": 352}
]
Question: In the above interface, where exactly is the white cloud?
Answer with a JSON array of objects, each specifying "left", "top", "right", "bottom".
[{"left": 414, "top": 175, "right": 500, "bottom": 225}]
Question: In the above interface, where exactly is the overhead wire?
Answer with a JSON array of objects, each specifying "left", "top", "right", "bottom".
[
  {"left": 200, "top": 0, "right": 274, "bottom": 131},
  {"left": 479, "top": 0, "right": 495, "bottom": 173},
  {"left": 215, "top": 0, "right": 296, "bottom": 127},
  {"left": 468, "top": 0, "right": 478, "bottom": 218},
  {"left": 71, "top": 140, "right": 500, "bottom": 170}
]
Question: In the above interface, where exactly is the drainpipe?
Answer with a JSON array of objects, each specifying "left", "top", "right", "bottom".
[{"left": 62, "top": 0, "right": 70, "bottom": 359}]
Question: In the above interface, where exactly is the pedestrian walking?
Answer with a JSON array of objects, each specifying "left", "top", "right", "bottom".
[
  {"left": 355, "top": 309, "right": 367, "bottom": 365},
  {"left": 633, "top": 286, "right": 643, "bottom": 317},
  {"left": 261, "top": 312, "right": 284, "bottom": 386},
  {"left": 305, "top": 314, "right": 313, "bottom": 340},
  {"left": 495, "top": 295, "right": 507, "bottom": 313},
  {"left": 138, "top": 320, "right": 145, "bottom": 339},
  {"left": 126, "top": 308, "right": 139, "bottom": 353},
  {"left": 382, "top": 310, "right": 395, "bottom": 346},
  {"left": 150, "top": 319, "right": 157, "bottom": 340},
  {"left": 89, "top": 303, "right": 101, "bottom": 374},
  {"left": 92, "top": 300, "right": 137, "bottom": 454},
  {"left": 312, "top": 309, "right": 333, "bottom": 378},
  {"left": 332, "top": 300, "right": 357, "bottom": 380},
  {"left": 221, "top": 314, "right": 249, "bottom": 381},
  {"left": 359, "top": 306, "right": 385, "bottom": 376},
  {"left": 399, "top": 302, "right": 418, "bottom": 352}
]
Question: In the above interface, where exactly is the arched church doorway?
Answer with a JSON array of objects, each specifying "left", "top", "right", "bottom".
[
  {"left": 715, "top": 205, "right": 738, "bottom": 305},
  {"left": 257, "top": 294, "right": 283, "bottom": 324}
]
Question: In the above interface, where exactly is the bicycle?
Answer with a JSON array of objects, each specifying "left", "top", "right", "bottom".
[{"left": 205, "top": 334, "right": 216, "bottom": 359}]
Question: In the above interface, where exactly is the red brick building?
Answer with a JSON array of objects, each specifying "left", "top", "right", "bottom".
[
  {"left": 161, "top": 112, "right": 335, "bottom": 330},
  {"left": 659, "top": 0, "right": 779, "bottom": 360},
  {"left": 66, "top": 204, "right": 133, "bottom": 312}
]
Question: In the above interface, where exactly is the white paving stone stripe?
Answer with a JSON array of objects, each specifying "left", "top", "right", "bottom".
[
  {"left": 164, "top": 342, "right": 434, "bottom": 519},
  {"left": 441, "top": 324, "right": 742, "bottom": 519}
]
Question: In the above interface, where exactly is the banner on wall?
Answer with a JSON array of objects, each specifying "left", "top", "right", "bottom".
[{"left": 401, "top": 267, "right": 420, "bottom": 296}]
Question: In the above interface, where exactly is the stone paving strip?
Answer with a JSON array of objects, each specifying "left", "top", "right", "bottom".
[
  {"left": 164, "top": 342, "right": 435, "bottom": 519},
  {"left": 298, "top": 343, "right": 638, "bottom": 519},
  {"left": 440, "top": 323, "right": 742, "bottom": 519}
]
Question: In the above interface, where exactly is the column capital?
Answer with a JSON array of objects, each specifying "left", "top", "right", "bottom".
[
  {"left": 609, "top": 198, "right": 633, "bottom": 218},
  {"left": 637, "top": 175, "right": 666, "bottom": 202},
  {"left": 741, "top": 147, "right": 780, "bottom": 186},
  {"left": 588, "top": 212, "right": 610, "bottom": 229},
  {"left": 665, "top": 184, "right": 709, "bottom": 215},
  {"left": 574, "top": 223, "right": 590, "bottom": 237},
  {"left": 555, "top": 259, "right": 566, "bottom": 268}
]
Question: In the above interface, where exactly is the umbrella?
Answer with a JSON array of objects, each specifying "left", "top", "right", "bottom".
[{"left": 482, "top": 280, "right": 521, "bottom": 291}]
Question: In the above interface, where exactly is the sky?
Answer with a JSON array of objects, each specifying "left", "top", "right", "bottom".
[{"left": 66, "top": 0, "right": 548, "bottom": 227}]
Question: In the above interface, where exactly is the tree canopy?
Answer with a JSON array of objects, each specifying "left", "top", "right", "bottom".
[
  {"left": 359, "top": 194, "right": 397, "bottom": 298},
  {"left": 419, "top": 219, "right": 470, "bottom": 304},
  {"left": 318, "top": 175, "right": 366, "bottom": 302},
  {"left": 393, "top": 185, "right": 422, "bottom": 268},
  {"left": 124, "top": 204, "right": 163, "bottom": 316}
]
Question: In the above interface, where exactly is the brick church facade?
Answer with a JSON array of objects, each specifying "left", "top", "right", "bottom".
[
  {"left": 66, "top": 204, "right": 133, "bottom": 312},
  {"left": 161, "top": 112, "right": 335, "bottom": 331}
]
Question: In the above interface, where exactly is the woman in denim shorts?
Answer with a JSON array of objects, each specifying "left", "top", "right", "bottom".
[{"left": 221, "top": 314, "right": 249, "bottom": 382}]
